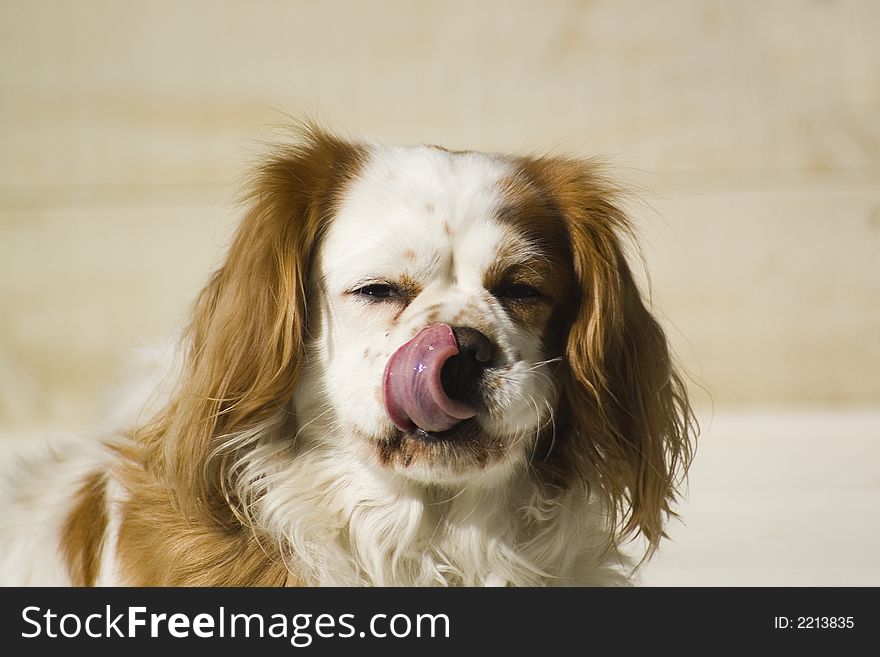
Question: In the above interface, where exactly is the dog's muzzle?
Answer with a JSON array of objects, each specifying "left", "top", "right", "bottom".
[{"left": 383, "top": 324, "right": 495, "bottom": 433}]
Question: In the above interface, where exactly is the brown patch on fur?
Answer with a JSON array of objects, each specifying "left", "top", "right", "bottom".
[
  {"left": 397, "top": 273, "right": 422, "bottom": 298},
  {"left": 488, "top": 183, "right": 573, "bottom": 342},
  {"left": 373, "top": 423, "right": 503, "bottom": 476},
  {"left": 115, "top": 448, "right": 288, "bottom": 586},
  {"left": 116, "top": 125, "right": 369, "bottom": 583},
  {"left": 61, "top": 472, "right": 108, "bottom": 586},
  {"left": 402, "top": 248, "right": 416, "bottom": 261},
  {"left": 503, "top": 155, "right": 696, "bottom": 553},
  {"left": 503, "top": 296, "right": 552, "bottom": 330},
  {"left": 363, "top": 347, "right": 371, "bottom": 358},
  {"left": 376, "top": 434, "right": 403, "bottom": 467},
  {"left": 135, "top": 124, "right": 366, "bottom": 529},
  {"left": 423, "top": 304, "right": 442, "bottom": 327},
  {"left": 443, "top": 221, "right": 452, "bottom": 236}
]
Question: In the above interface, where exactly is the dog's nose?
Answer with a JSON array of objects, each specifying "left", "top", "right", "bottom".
[{"left": 440, "top": 327, "right": 497, "bottom": 405}]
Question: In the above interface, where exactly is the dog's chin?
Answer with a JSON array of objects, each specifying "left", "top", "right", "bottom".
[{"left": 370, "top": 418, "right": 524, "bottom": 488}]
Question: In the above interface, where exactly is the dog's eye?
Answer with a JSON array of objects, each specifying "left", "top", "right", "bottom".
[
  {"left": 353, "top": 283, "right": 399, "bottom": 300},
  {"left": 497, "top": 284, "right": 542, "bottom": 302}
]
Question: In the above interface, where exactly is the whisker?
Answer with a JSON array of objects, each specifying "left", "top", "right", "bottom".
[
  {"left": 428, "top": 485, "right": 471, "bottom": 506},
  {"left": 521, "top": 357, "right": 563, "bottom": 371},
  {"left": 540, "top": 397, "right": 557, "bottom": 463}
]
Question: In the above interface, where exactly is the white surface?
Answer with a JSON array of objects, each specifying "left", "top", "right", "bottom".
[{"left": 641, "top": 408, "right": 880, "bottom": 586}]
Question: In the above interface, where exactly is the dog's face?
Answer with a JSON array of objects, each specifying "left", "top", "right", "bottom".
[
  {"left": 307, "top": 147, "right": 569, "bottom": 485},
  {"left": 150, "top": 127, "right": 693, "bottom": 550}
]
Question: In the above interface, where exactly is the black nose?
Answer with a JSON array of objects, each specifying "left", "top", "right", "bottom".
[{"left": 440, "top": 327, "right": 497, "bottom": 405}]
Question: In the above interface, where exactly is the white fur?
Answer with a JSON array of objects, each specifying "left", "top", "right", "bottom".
[
  {"left": 0, "top": 436, "right": 115, "bottom": 585},
  {"left": 240, "top": 415, "right": 630, "bottom": 586}
]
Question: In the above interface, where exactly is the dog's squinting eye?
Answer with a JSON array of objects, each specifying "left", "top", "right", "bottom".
[
  {"left": 352, "top": 283, "right": 400, "bottom": 301},
  {"left": 497, "top": 284, "right": 542, "bottom": 302}
]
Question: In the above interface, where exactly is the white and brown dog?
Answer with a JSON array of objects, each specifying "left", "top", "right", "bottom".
[{"left": 1, "top": 126, "right": 694, "bottom": 586}]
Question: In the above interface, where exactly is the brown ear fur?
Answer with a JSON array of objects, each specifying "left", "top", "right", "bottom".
[
  {"left": 137, "top": 126, "right": 365, "bottom": 526},
  {"left": 522, "top": 156, "right": 696, "bottom": 552}
]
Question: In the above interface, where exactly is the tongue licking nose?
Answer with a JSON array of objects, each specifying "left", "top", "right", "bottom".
[{"left": 382, "top": 324, "right": 476, "bottom": 433}]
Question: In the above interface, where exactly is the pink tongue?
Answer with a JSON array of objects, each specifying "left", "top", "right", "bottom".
[{"left": 383, "top": 324, "right": 476, "bottom": 433}]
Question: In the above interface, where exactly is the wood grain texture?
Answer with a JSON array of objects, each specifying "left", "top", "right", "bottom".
[
  {"left": 640, "top": 409, "right": 880, "bottom": 586},
  {"left": 1, "top": 0, "right": 877, "bottom": 425}
]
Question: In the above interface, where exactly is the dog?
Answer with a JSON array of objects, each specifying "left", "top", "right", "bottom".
[{"left": 0, "top": 125, "right": 695, "bottom": 586}]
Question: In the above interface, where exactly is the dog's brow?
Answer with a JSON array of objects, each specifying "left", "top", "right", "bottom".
[{"left": 483, "top": 237, "right": 550, "bottom": 287}]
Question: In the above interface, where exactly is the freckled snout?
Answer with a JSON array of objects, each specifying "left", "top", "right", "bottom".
[{"left": 383, "top": 324, "right": 497, "bottom": 434}]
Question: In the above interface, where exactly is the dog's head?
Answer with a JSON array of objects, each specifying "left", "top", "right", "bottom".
[{"left": 143, "top": 126, "right": 694, "bottom": 550}]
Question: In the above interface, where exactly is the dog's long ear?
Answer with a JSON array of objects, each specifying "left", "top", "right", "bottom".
[
  {"left": 139, "top": 126, "right": 365, "bottom": 525},
  {"left": 529, "top": 157, "right": 696, "bottom": 553}
]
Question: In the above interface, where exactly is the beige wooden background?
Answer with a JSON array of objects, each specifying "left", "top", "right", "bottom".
[{"left": 1, "top": 0, "right": 878, "bottom": 585}]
